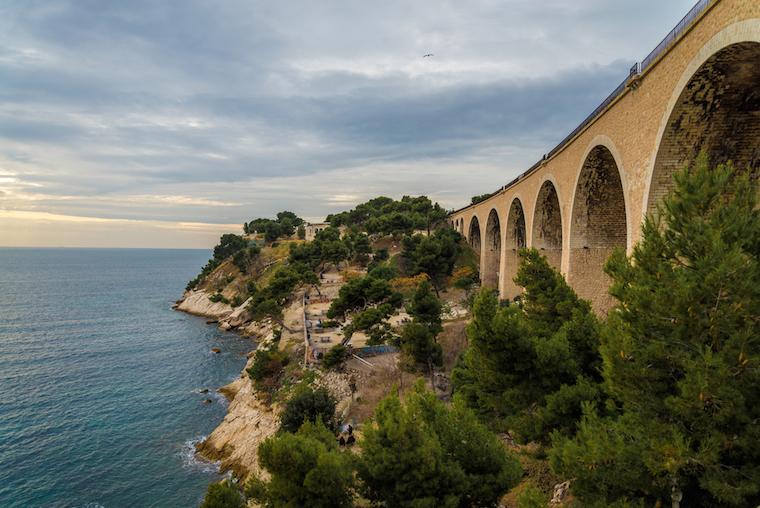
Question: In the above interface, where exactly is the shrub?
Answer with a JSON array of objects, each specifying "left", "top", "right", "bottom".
[
  {"left": 209, "top": 292, "right": 229, "bottom": 304},
  {"left": 279, "top": 386, "right": 336, "bottom": 433},
  {"left": 247, "top": 347, "right": 290, "bottom": 398},
  {"left": 246, "top": 420, "right": 354, "bottom": 508},
  {"left": 321, "top": 344, "right": 348, "bottom": 370},
  {"left": 200, "top": 480, "right": 244, "bottom": 508},
  {"left": 357, "top": 382, "right": 521, "bottom": 507}
]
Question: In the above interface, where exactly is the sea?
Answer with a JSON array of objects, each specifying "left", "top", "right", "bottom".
[{"left": 0, "top": 248, "right": 255, "bottom": 508}]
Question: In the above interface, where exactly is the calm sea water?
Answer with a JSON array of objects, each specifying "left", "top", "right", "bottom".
[{"left": 0, "top": 248, "right": 254, "bottom": 508}]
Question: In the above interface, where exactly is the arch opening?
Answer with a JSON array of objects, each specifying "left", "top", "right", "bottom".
[
  {"left": 647, "top": 41, "right": 760, "bottom": 215},
  {"left": 531, "top": 181, "right": 563, "bottom": 270},
  {"left": 569, "top": 145, "right": 627, "bottom": 312},
  {"left": 483, "top": 209, "right": 501, "bottom": 289},
  {"left": 468, "top": 217, "right": 482, "bottom": 268},
  {"left": 503, "top": 198, "right": 526, "bottom": 300}
]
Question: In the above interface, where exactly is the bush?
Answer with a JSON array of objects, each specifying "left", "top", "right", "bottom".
[
  {"left": 246, "top": 420, "right": 354, "bottom": 508},
  {"left": 321, "top": 344, "right": 348, "bottom": 370},
  {"left": 279, "top": 386, "right": 337, "bottom": 433},
  {"left": 357, "top": 382, "right": 522, "bottom": 507},
  {"left": 208, "top": 292, "right": 229, "bottom": 304},
  {"left": 200, "top": 480, "right": 244, "bottom": 508},
  {"left": 516, "top": 482, "right": 549, "bottom": 508},
  {"left": 247, "top": 347, "right": 290, "bottom": 398}
]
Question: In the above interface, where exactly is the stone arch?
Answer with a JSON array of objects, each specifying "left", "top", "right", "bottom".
[
  {"left": 531, "top": 180, "right": 563, "bottom": 270},
  {"left": 569, "top": 145, "right": 627, "bottom": 312},
  {"left": 503, "top": 197, "right": 526, "bottom": 300},
  {"left": 646, "top": 37, "right": 760, "bottom": 216},
  {"left": 482, "top": 209, "right": 501, "bottom": 289},
  {"left": 467, "top": 216, "right": 482, "bottom": 266}
]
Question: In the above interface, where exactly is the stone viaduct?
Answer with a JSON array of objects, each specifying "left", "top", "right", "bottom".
[{"left": 448, "top": 0, "right": 760, "bottom": 313}]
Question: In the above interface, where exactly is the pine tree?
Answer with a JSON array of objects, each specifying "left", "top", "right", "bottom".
[
  {"left": 246, "top": 420, "right": 354, "bottom": 508},
  {"left": 452, "top": 250, "right": 602, "bottom": 441},
  {"left": 398, "top": 322, "right": 443, "bottom": 370},
  {"left": 200, "top": 480, "right": 245, "bottom": 508},
  {"left": 357, "top": 382, "right": 521, "bottom": 507},
  {"left": 406, "top": 279, "right": 443, "bottom": 335},
  {"left": 551, "top": 155, "right": 760, "bottom": 507}
]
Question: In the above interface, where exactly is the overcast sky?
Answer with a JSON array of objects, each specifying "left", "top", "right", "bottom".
[{"left": 0, "top": 0, "right": 696, "bottom": 248}]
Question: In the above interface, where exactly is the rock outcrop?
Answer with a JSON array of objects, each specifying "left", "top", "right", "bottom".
[
  {"left": 176, "top": 290, "right": 233, "bottom": 319},
  {"left": 196, "top": 356, "right": 280, "bottom": 482}
]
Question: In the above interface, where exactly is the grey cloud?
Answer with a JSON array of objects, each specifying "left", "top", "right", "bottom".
[{"left": 0, "top": 0, "right": 698, "bottom": 241}]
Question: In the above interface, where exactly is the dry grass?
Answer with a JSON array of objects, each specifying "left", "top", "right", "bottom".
[{"left": 345, "top": 354, "right": 424, "bottom": 423}]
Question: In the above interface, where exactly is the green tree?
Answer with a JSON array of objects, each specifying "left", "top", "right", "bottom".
[
  {"left": 452, "top": 251, "right": 602, "bottom": 442},
  {"left": 407, "top": 280, "right": 443, "bottom": 335},
  {"left": 200, "top": 480, "right": 244, "bottom": 508},
  {"left": 327, "top": 275, "right": 402, "bottom": 319},
  {"left": 398, "top": 322, "right": 442, "bottom": 371},
  {"left": 551, "top": 156, "right": 760, "bottom": 507},
  {"left": 357, "top": 382, "right": 521, "bottom": 507},
  {"left": 214, "top": 234, "right": 248, "bottom": 261},
  {"left": 402, "top": 228, "right": 461, "bottom": 291},
  {"left": 353, "top": 233, "right": 372, "bottom": 265},
  {"left": 321, "top": 344, "right": 348, "bottom": 370},
  {"left": 471, "top": 193, "right": 493, "bottom": 205},
  {"left": 247, "top": 420, "right": 354, "bottom": 508},
  {"left": 297, "top": 224, "right": 306, "bottom": 240},
  {"left": 321, "top": 239, "right": 349, "bottom": 269},
  {"left": 280, "top": 386, "right": 337, "bottom": 433},
  {"left": 263, "top": 221, "right": 283, "bottom": 243},
  {"left": 247, "top": 347, "right": 290, "bottom": 397}
]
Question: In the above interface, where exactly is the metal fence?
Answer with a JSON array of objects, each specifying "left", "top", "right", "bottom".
[
  {"left": 354, "top": 344, "right": 399, "bottom": 357},
  {"left": 641, "top": 0, "right": 712, "bottom": 71}
]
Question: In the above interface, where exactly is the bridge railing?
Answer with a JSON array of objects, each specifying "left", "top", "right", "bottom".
[{"left": 641, "top": 0, "right": 713, "bottom": 72}]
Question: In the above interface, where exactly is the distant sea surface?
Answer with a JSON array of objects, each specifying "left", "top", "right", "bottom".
[{"left": 0, "top": 248, "right": 253, "bottom": 508}]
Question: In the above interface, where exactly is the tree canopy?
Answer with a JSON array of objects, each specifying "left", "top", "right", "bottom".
[
  {"left": 452, "top": 249, "right": 602, "bottom": 442},
  {"left": 551, "top": 155, "right": 760, "bottom": 507},
  {"left": 245, "top": 211, "right": 304, "bottom": 242},
  {"left": 401, "top": 228, "right": 462, "bottom": 291},
  {"left": 246, "top": 420, "right": 354, "bottom": 508},
  {"left": 327, "top": 196, "right": 447, "bottom": 236},
  {"left": 357, "top": 382, "right": 522, "bottom": 507}
]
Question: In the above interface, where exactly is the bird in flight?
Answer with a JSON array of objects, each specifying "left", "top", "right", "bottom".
[{"left": 422, "top": 53, "right": 434, "bottom": 58}]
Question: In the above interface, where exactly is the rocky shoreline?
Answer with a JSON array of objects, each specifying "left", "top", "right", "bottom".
[{"left": 176, "top": 288, "right": 280, "bottom": 483}]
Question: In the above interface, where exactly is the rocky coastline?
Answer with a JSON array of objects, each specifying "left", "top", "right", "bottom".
[{"left": 176, "top": 288, "right": 280, "bottom": 483}]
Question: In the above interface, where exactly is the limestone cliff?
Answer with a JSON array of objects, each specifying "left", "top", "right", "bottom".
[
  {"left": 196, "top": 353, "right": 280, "bottom": 482},
  {"left": 176, "top": 289, "right": 233, "bottom": 319}
]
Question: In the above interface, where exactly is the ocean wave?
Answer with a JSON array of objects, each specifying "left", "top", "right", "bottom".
[
  {"left": 78, "top": 503, "right": 105, "bottom": 508},
  {"left": 180, "top": 436, "right": 220, "bottom": 474},
  {"left": 211, "top": 389, "right": 229, "bottom": 407}
]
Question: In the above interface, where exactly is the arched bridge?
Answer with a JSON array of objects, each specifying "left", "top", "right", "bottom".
[{"left": 449, "top": 0, "right": 760, "bottom": 313}]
